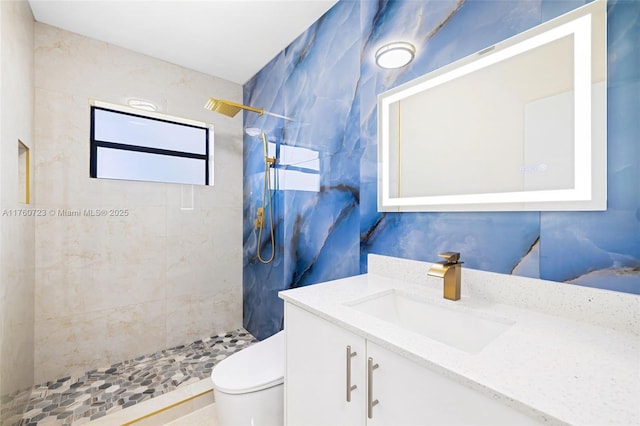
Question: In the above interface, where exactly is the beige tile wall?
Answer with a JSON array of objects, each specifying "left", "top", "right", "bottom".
[
  {"left": 0, "top": 0, "right": 35, "bottom": 396},
  {"left": 33, "top": 23, "right": 243, "bottom": 384}
]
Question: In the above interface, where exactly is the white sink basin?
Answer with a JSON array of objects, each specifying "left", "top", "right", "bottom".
[{"left": 347, "top": 290, "right": 514, "bottom": 353}]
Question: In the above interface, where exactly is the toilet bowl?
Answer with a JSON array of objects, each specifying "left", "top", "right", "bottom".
[{"left": 211, "top": 330, "right": 285, "bottom": 426}]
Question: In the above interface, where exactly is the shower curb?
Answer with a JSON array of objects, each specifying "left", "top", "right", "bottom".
[{"left": 86, "top": 379, "right": 214, "bottom": 426}]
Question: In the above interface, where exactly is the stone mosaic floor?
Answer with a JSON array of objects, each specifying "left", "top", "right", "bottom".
[{"left": 1, "top": 328, "right": 256, "bottom": 426}]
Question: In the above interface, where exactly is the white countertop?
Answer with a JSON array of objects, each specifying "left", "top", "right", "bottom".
[{"left": 279, "top": 255, "right": 640, "bottom": 426}]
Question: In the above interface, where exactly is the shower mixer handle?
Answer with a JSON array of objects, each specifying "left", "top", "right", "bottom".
[{"left": 255, "top": 208, "right": 264, "bottom": 229}]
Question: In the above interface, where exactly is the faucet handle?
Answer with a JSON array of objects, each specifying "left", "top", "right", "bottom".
[{"left": 438, "top": 252, "right": 461, "bottom": 263}]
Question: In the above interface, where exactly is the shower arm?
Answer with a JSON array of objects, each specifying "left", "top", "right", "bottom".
[{"left": 205, "top": 97, "right": 295, "bottom": 121}]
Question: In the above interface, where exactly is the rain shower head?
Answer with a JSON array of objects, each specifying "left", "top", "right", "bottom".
[{"left": 204, "top": 98, "right": 264, "bottom": 117}]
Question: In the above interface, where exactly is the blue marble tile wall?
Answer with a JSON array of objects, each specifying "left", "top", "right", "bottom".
[{"left": 242, "top": 0, "right": 640, "bottom": 340}]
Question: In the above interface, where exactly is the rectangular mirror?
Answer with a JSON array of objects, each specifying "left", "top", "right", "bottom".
[{"left": 378, "top": 0, "right": 606, "bottom": 212}]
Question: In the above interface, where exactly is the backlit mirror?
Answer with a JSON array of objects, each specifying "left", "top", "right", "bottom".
[{"left": 378, "top": 0, "right": 606, "bottom": 212}]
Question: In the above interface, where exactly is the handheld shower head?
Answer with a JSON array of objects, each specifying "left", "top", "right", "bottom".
[
  {"left": 245, "top": 127, "right": 262, "bottom": 137},
  {"left": 204, "top": 98, "right": 263, "bottom": 117}
]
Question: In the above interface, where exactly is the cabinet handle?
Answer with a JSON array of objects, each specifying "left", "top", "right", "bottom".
[
  {"left": 346, "top": 345, "right": 358, "bottom": 402},
  {"left": 367, "top": 357, "right": 379, "bottom": 419}
]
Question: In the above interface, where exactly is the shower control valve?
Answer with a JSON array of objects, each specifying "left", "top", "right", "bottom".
[{"left": 255, "top": 208, "right": 264, "bottom": 229}]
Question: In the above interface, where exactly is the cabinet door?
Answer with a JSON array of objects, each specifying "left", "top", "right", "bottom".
[
  {"left": 285, "top": 303, "right": 366, "bottom": 426},
  {"left": 366, "top": 342, "right": 540, "bottom": 426}
]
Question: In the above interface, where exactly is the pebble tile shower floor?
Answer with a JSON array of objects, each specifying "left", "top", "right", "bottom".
[{"left": 1, "top": 328, "right": 256, "bottom": 426}]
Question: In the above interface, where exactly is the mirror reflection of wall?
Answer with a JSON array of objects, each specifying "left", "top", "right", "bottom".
[{"left": 398, "top": 35, "right": 574, "bottom": 197}]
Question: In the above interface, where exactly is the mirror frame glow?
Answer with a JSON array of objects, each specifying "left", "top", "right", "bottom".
[{"left": 378, "top": 0, "right": 606, "bottom": 212}]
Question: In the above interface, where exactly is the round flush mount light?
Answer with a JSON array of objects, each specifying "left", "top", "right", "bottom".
[
  {"left": 375, "top": 42, "right": 416, "bottom": 69},
  {"left": 127, "top": 98, "right": 158, "bottom": 112}
]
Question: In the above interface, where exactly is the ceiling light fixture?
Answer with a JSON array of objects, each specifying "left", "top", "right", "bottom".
[
  {"left": 375, "top": 42, "right": 416, "bottom": 69},
  {"left": 127, "top": 99, "right": 158, "bottom": 112}
]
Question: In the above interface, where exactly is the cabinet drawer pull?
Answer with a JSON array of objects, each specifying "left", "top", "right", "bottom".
[
  {"left": 346, "top": 345, "right": 358, "bottom": 402},
  {"left": 367, "top": 357, "right": 379, "bottom": 419}
]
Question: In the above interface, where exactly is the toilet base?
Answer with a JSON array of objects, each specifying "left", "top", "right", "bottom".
[{"left": 213, "top": 383, "right": 283, "bottom": 426}]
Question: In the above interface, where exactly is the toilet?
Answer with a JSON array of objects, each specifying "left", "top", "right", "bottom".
[{"left": 211, "top": 330, "right": 285, "bottom": 426}]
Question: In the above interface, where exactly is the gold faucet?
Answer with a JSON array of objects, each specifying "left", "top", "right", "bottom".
[{"left": 427, "top": 252, "right": 463, "bottom": 301}]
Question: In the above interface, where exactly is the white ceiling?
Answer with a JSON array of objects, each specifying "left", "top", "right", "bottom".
[{"left": 28, "top": 0, "right": 338, "bottom": 84}]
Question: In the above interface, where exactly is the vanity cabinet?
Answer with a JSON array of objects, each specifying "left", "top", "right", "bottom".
[
  {"left": 285, "top": 303, "right": 366, "bottom": 426},
  {"left": 284, "top": 302, "right": 540, "bottom": 426}
]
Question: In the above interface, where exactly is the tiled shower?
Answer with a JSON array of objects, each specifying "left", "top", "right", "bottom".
[{"left": 1, "top": 0, "right": 246, "bottom": 423}]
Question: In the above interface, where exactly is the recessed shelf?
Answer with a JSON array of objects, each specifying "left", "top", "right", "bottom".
[{"left": 18, "top": 140, "right": 30, "bottom": 204}]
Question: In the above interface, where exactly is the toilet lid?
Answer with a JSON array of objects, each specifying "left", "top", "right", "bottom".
[{"left": 211, "top": 330, "right": 285, "bottom": 395}]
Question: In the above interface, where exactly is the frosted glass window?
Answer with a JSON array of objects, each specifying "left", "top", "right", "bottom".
[
  {"left": 96, "top": 147, "right": 205, "bottom": 185},
  {"left": 93, "top": 108, "right": 206, "bottom": 154},
  {"left": 90, "top": 106, "right": 210, "bottom": 185}
]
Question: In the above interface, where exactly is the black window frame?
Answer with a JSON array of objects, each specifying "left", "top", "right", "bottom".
[{"left": 90, "top": 105, "right": 210, "bottom": 185}]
